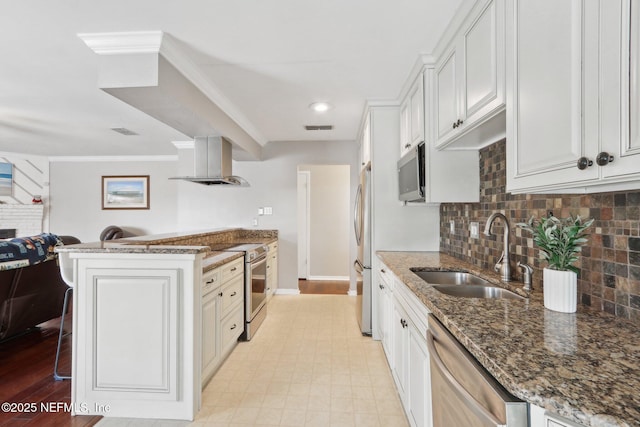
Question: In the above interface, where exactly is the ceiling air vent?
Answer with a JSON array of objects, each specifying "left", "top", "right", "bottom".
[
  {"left": 305, "top": 125, "right": 333, "bottom": 131},
  {"left": 111, "top": 127, "right": 138, "bottom": 136}
]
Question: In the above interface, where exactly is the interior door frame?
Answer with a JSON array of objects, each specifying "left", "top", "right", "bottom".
[{"left": 297, "top": 170, "right": 310, "bottom": 280}]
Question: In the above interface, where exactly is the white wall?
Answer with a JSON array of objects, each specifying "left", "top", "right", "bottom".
[
  {"left": 49, "top": 159, "right": 179, "bottom": 242},
  {"left": 299, "top": 164, "right": 350, "bottom": 280},
  {"left": 176, "top": 140, "right": 360, "bottom": 291}
]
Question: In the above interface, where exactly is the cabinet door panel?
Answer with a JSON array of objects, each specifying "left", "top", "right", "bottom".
[
  {"left": 410, "top": 78, "right": 424, "bottom": 145},
  {"left": 606, "top": 0, "right": 640, "bottom": 179},
  {"left": 507, "top": 0, "right": 599, "bottom": 191},
  {"left": 202, "top": 291, "right": 219, "bottom": 383},
  {"left": 435, "top": 49, "right": 458, "bottom": 142},
  {"left": 464, "top": 0, "right": 498, "bottom": 117},
  {"left": 400, "top": 100, "right": 411, "bottom": 155},
  {"left": 408, "top": 326, "right": 430, "bottom": 427}
]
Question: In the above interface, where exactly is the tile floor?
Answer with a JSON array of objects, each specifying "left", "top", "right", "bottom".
[{"left": 97, "top": 295, "right": 408, "bottom": 427}]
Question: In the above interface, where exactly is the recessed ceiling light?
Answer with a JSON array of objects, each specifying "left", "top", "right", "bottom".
[{"left": 309, "top": 102, "right": 332, "bottom": 113}]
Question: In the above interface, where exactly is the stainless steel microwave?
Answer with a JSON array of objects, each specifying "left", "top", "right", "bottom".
[{"left": 397, "top": 142, "right": 425, "bottom": 202}]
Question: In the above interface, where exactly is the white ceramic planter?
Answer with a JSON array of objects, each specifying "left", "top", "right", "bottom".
[{"left": 543, "top": 268, "right": 577, "bottom": 313}]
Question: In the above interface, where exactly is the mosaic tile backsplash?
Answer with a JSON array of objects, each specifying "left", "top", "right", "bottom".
[{"left": 440, "top": 139, "right": 640, "bottom": 323}]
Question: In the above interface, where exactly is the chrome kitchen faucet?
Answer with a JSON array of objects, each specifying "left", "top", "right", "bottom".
[{"left": 484, "top": 212, "right": 512, "bottom": 282}]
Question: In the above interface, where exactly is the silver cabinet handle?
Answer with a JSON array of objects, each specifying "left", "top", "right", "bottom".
[
  {"left": 427, "top": 331, "right": 502, "bottom": 426},
  {"left": 353, "top": 184, "right": 363, "bottom": 245}
]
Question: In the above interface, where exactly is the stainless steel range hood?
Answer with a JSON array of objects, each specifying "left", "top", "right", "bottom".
[{"left": 170, "top": 136, "right": 249, "bottom": 186}]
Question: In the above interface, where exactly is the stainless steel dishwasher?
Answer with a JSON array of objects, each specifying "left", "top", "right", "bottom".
[{"left": 427, "top": 315, "right": 528, "bottom": 427}]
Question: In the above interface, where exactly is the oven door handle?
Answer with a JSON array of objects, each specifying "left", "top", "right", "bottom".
[
  {"left": 426, "top": 330, "right": 503, "bottom": 426},
  {"left": 250, "top": 255, "right": 268, "bottom": 268}
]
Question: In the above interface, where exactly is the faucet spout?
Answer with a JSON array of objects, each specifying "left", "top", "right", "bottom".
[{"left": 484, "top": 212, "right": 511, "bottom": 282}]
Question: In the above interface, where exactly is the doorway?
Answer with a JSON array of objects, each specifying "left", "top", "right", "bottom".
[{"left": 297, "top": 165, "right": 351, "bottom": 292}]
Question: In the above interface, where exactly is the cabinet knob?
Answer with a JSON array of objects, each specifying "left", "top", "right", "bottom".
[
  {"left": 404, "top": 143, "right": 411, "bottom": 149},
  {"left": 596, "top": 152, "right": 614, "bottom": 166},
  {"left": 381, "top": 268, "right": 386, "bottom": 273},
  {"left": 457, "top": 119, "right": 464, "bottom": 126},
  {"left": 577, "top": 157, "right": 593, "bottom": 170},
  {"left": 218, "top": 292, "right": 223, "bottom": 297},
  {"left": 452, "top": 122, "right": 457, "bottom": 129},
  {"left": 379, "top": 284, "right": 384, "bottom": 290}
]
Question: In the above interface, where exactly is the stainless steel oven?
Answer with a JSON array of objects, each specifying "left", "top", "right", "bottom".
[{"left": 244, "top": 246, "right": 268, "bottom": 340}]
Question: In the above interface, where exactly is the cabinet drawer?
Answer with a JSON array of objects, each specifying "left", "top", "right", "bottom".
[
  {"left": 221, "top": 306, "right": 244, "bottom": 351},
  {"left": 221, "top": 258, "right": 244, "bottom": 282},
  {"left": 221, "top": 275, "right": 243, "bottom": 316},
  {"left": 202, "top": 269, "right": 221, "bottom": 296}
]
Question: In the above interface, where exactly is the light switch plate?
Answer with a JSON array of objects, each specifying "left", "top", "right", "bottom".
[
  {"left": 264, "top": 207, "right": 273, "bottom": 215},
  {"left": 258, "top": 208, "right": 264, "bottom": 215},
  {"left": 470, "top": 222, "right": 479, "bottom": 239}
]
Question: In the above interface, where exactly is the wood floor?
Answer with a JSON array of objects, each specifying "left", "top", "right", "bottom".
[
  {"left": 298, "top": 279, "right": 350, "bottom": 295},
  {"left": 0, "top": 314, "right": 101, "bottom": 427}
]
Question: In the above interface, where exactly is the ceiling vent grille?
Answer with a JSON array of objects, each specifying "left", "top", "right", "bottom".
[
  {"left": 111, "top": 127, "right": 138, "bottom": 136},
  {"left": 304, "top": 125, "right": 333, "bottom": 131}
]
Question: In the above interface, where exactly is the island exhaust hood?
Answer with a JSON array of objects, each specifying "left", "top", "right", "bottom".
[{"left": 170, "top": 136, "right": 249, "bottom": 186}]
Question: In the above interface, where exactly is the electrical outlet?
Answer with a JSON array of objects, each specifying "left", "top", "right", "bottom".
[
  {"left": 450, "top": 220, "right": 455, "bottom": 234},
  {"left": 252, "top": 218, "right": 259, "bottom": 226},
  {"left": 470, "top": 222, "right": 479, "bottom": 239}
]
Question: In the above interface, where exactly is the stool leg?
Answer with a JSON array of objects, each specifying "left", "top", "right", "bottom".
[{"left": 53, "top": 286, "right": 72, "bottom": 381}]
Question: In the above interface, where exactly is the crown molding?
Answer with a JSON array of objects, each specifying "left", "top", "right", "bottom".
[
  {"left": 49, "top": 155, "right": 178, "bottom": 163},
  {"left": 171, "top": 140, "right": 194, "bottom": 149},
  {"left": 77, "top": 31, "right": 163, "bottom": 55}
]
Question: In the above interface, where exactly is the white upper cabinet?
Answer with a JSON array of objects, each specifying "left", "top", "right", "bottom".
[
  {"left": 507, "top": 0, "right": 640, "bottom": 193},
  {"left": 400, "top": 73, "right": 425, "bottom": 157},
  {"left": 434, "top": 0, "right": 506, "bottom": 150},
  {"left": 360, "top": 112, "right": 371, "bottom": 168}
]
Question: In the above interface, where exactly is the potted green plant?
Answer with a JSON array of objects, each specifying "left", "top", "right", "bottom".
[{"left": 518, "top": 214, "right": 594, "bottom": 313}]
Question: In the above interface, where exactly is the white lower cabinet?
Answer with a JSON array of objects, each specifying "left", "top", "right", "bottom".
[
  {"left": 266, "top": 240, "right": 278, "bottom": 299},
  {"left": 376, "top": 261, "right": 432, "bottom": 427},
  {"left": 201, "top": 258, "right": 244, "bottom": 386}
]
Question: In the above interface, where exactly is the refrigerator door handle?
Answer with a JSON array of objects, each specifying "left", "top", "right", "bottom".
[
  {"left": 354, "top": 184, "right": 362, "bottom": 245},
  {"left": 353, "top": 259, "right": 364, "bottom": 274}
]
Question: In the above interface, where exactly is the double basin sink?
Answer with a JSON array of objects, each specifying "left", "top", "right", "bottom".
[{"left": 411, "top": 270, "right": 524, "bottom": 300}]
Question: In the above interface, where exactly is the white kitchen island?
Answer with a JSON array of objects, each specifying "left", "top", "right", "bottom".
[
  {"left": 58, "top": 244, "right": 207, "bottom": 420},
  {"left": 55, "top": 228, "right": 277, "bottom": 421}
]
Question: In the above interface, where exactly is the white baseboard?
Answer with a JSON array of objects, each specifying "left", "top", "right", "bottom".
[
  {"left": 274, "top": 288, "right": 301, "bottom": 295},
  {"left": 306, "top": 275, "right": 350, "bottom": 281},
  {"left": 347, "top": 290, "right": 357, "bottom": 296}
]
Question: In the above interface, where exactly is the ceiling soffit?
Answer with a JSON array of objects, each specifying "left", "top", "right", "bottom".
[{"left": 78, "top": 31, "right": 263, "bottom": 161}]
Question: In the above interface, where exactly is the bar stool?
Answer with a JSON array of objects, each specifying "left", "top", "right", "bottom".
[{"left": 53, "top": 236, "right": 80, "bottom": 381}]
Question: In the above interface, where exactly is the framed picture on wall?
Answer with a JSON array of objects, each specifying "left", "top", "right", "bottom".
[
  {"left": 0, "top": 162, "right": 12, "bottom": 196},
  {"left": 102, "top": 175, "right": 150, "bottom": 210}
]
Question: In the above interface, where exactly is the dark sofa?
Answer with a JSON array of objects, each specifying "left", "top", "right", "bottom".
[{"left": 0, "top": 235, "right": 80, "bottom": 341}]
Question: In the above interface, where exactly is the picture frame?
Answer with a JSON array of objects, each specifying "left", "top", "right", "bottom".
[
  {"left": 0, "top": 162, "right": 13, "bottom": 197},
  {"left": 102, "top": 175, "right": 150, "bottom": 210}
]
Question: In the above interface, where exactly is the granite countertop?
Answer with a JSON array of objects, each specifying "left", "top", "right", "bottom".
[
  {"left": 55, "top": 228, "right": 278, "bottom": 256},
  {"left": 202, "top": 251, "right": 244, "bottom": 272},
  {"left": 377, "top": 251, "right": 639, "bottom": 427}
]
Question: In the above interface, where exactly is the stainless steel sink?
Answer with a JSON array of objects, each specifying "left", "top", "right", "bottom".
[
  {"left": 410, "top": 270, "right": 524, "bottom": 300},
  {"left": 432, "top": 284, "right": 524, "bottom": 300},
  {"left": 411, "top": 270, "right": 491, "bottom": 286}
]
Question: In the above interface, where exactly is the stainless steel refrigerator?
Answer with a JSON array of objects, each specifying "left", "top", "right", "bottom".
[{"left": 354, "top": 162, "right": 372, "bottom": 335}]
